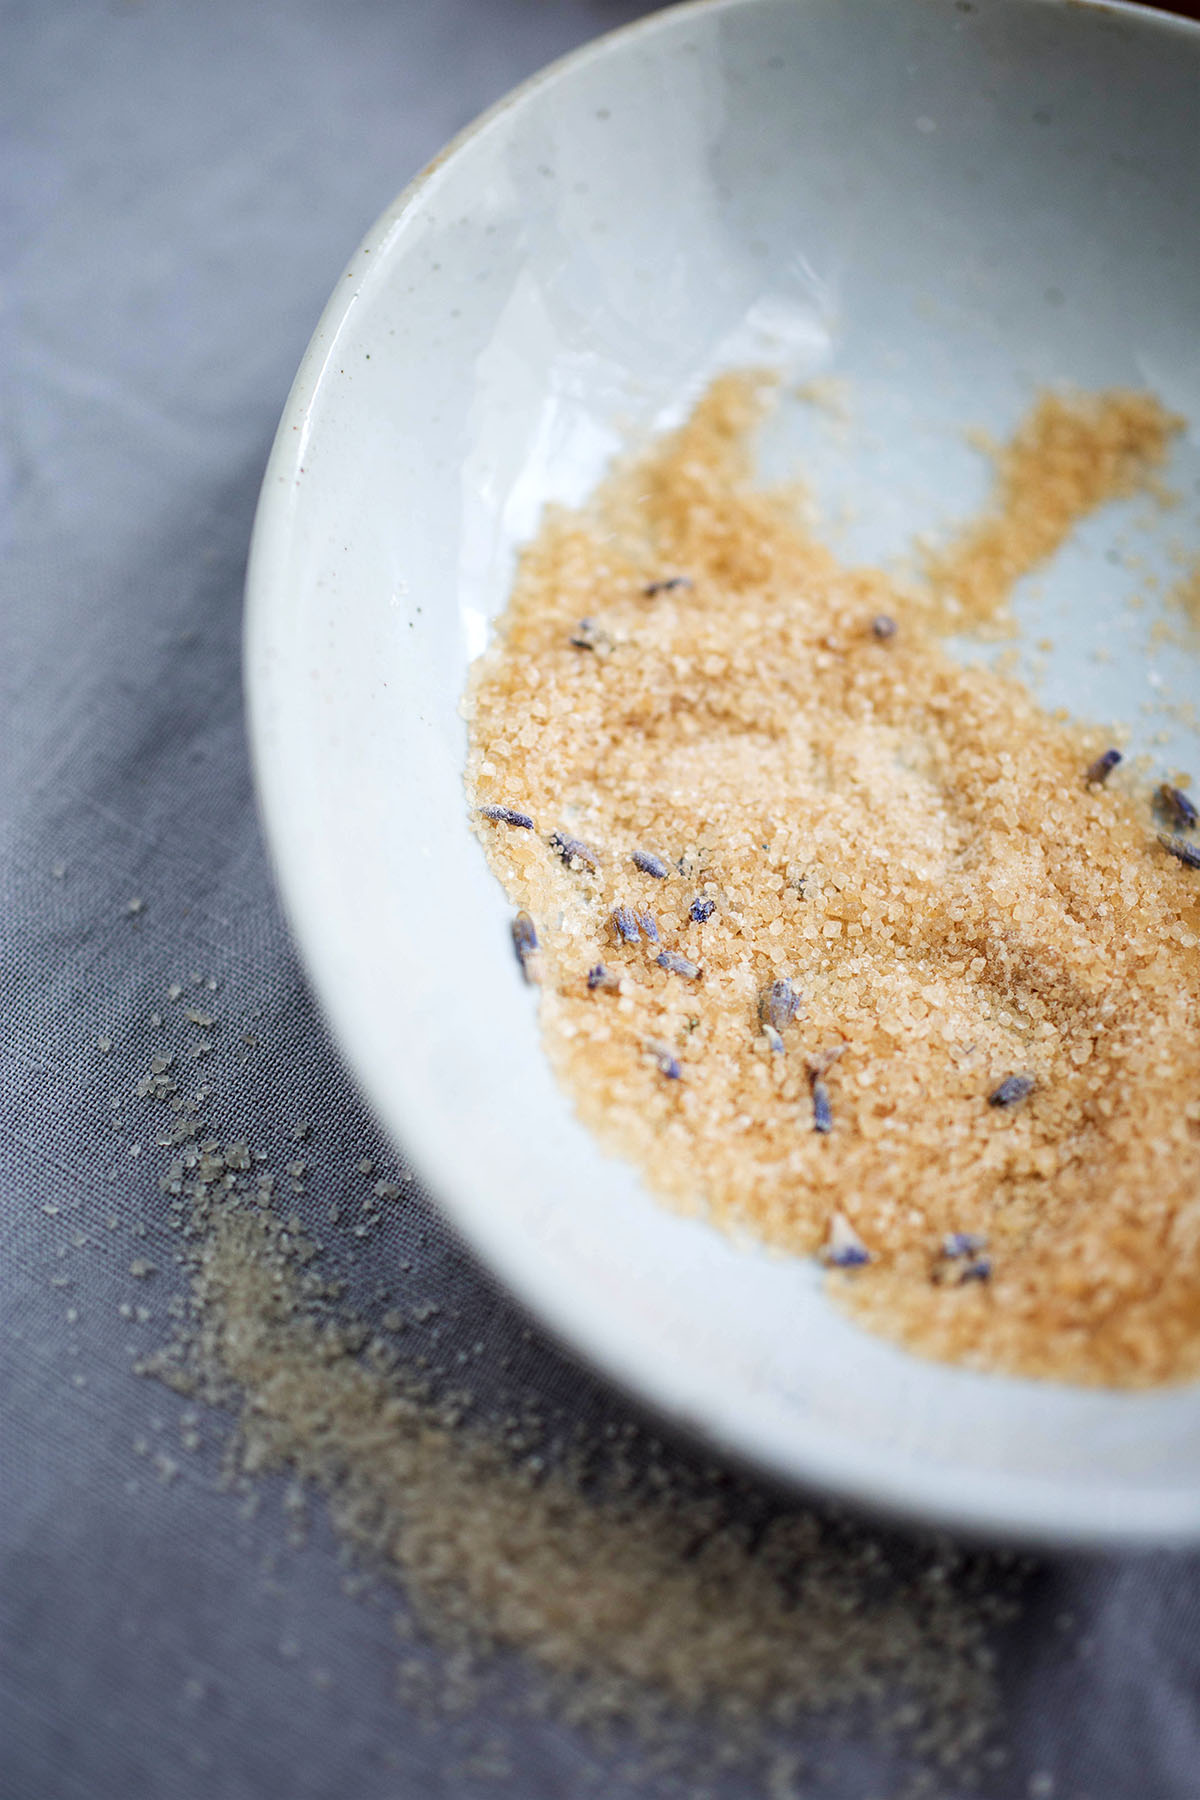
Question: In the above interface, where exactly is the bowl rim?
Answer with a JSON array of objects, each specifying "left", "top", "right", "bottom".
[{"left": 245, "top": 0, "right": 1200, "bottom": 1548}]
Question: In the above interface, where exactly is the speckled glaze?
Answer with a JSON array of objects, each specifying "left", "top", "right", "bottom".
[{"left": 246, "top": 0, "right": 1200, "bottom": 1544}]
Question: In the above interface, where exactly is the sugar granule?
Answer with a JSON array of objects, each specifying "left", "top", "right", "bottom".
[
  {"left": 1169, "top": 552, "right": 1200, "bottom": 636},
  {"left": 465, "top": 374, "right": 1200, "bottom": 1387},
  {"left": 119, "top": 1021, "right": 1026, "bottom": 1791},
  {"left": 923, "top": 387, "right": 1182, "bottom": 633},
  {"left": 142, "top": 1152, "right": 1017, "bottom": 1786}
]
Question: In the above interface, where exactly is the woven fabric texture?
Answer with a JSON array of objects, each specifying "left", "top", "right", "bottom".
[{"left": 3, "top": 4, "right": 1199, "bottom": 1797}]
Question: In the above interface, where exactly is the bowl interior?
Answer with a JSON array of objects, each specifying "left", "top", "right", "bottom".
[{"left": 247, "top": 0, "right": 1200, "bottom": 1542}]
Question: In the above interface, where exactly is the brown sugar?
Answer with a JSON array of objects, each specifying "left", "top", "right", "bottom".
[
  {"left": 1170, "top": 552, "right": 1200, "bottom": 636},
  {"left": 464, "top": 374, "right": 1200, "bottom": 1389},
  {"left": 128, "top": 1023, "right": 1024, "bottom": 1790},
  {"left": 143, "top": 1157, "right": 1014, "bottom": 1785},
  {"left": 923, "top": 386, "right": 1181, "bottom": 631}
]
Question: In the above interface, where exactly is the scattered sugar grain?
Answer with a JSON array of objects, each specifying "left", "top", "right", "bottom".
[
  {"left": 126, "top": 1035, "right": 1022, "bottom": 1790},
  {"left": 924, "top": 388, "right": 1182, "bottom": 633},
  {"left": 1168, "top": 553, "right": 1200, "bottom": 634},
  {"left": 144, "top": 1188, "right": 1014, "bottom": 1786}
]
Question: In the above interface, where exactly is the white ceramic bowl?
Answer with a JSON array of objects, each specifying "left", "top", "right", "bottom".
[{"left": 246, "top": 0, "right": 1200, "bottom": 1544}]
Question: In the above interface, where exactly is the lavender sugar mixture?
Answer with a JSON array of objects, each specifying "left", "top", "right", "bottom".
[{"left": 464, "top": 374, "right": 1200, "bottom": 1388}]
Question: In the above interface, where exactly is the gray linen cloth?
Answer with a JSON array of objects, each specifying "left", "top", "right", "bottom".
[{"left": 3, "top": 3, "right": 1199, "bottom": 1796}]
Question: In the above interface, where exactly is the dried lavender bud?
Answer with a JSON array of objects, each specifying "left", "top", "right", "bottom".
[
  {"left": 689, "top": 896, "right": 716, "bottom": 924},
  {"left": 632, "top": 849, "right": 670, "bottom": 879},
  {"left": 1157, "top": 784, "right": 1199, "bottom": 831},
  {"left": 760, "top": 978, "right": 800, "bottom": 1035},
  {"left": 478, "top": 804, "right": 534, "bottom": 829},
  {"left": 958, "top": 1256, "right": 992, "bottom": 1284},
  {"left": 636, "top": 911, "right": 660, "bottom": 945},
  {"left": 511, "top": 912, "right": 542, "bottom": 984},
  {"left": 822, "top": 1212, "right": 870, "bottom": 1267},
  {"left": 942, "top": 1233, "right": 988, "bottom": 1260},
  {"left": 587, "top": 964, "right": 621, "bottom": 992},
  {"left": 811, "top": 1076, "right": 833, "bottom": 1135},
  {"left": 569, "top": 618, "right": 613, "bottom": 655},
  {"left": 656, "top": 951, "right": 701, "bottom": 980},
  {"left": 807, "top": 1045, "right": 845, "bottom": 1130},
  {"left": 645, "top": 1039, "right": 682, "bottom": 1080},
  {"left": 1085, "top": 748, "right": 1122, "bottom": 785},
  {"left": 762, "top": 1025, "right": 785, "bottom": 1055},
  {"left": 549, "top": 831, "right": 601, "bottom": 871},
  {"left": 643, "top": 575, "right": 693, "bottom": 597},
  {"left": 1159, "top": 832, "right": 1200, "bottom": 869},
  {"left": 611, "top": 906, "right": 641, "bottom": 945},
  {"left": 871, "top": 615, "right": 897, "bottom": 641},
  {"left": 988, "top": 1074, "right": 1035, "bottom": 1107}
]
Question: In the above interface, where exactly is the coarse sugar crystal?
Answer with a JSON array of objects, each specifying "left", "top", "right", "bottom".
[{"left": 465, "top": 372, "right": 1199, "bottom": 1387}]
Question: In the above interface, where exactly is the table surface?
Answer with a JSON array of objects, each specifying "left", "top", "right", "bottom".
[{"left": 4, "top": 3, "right": 1200, "bottom": 1797}]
